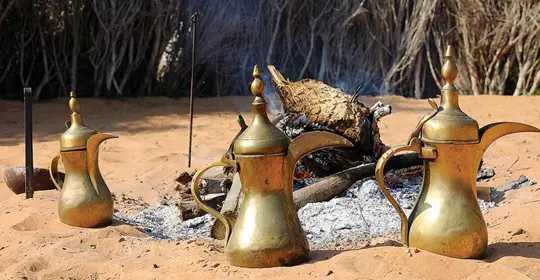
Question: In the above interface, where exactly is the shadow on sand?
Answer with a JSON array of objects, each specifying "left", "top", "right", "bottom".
[
  {"left": 486, "top": 241, "right": 540, "bottom": 262},
  {"left": 0, "top": 96, "right": 252, "bottom": 146},
  {"left": 306, "top": 240, "right": 403, "bottom": 264}
]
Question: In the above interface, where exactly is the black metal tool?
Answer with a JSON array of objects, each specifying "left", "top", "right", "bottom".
[
  {"left": 188, "top": 12, "right": 199, "bottom": 168},
  {"left": 24, "top": 87, "right": 34, "bottom": 199}
]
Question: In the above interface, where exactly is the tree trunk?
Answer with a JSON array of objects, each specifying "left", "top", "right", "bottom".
[
  {"left": 498, "top": 58, "right": 513, "bottom": 95},
  {"left": 513, "top": 61, "right": 531, "bottom": 96},
  {"left": 527, "top": 69, "right": 540, "bottom": 96},
  {"left": 414, "top": 54, "right": 423, "bottom": 98},
  {"left": 460, "top": 21, "right": 481, "bottom": 95},
  {"left": 298, "top": 26, "right": 315, "bottom": 79},
  {"left": 266, "top": 2, "right": 285, "bottom": 65},
  {"left": 70, "top": 28, "right": 78, "bottom": 92},
  {"left": 317, "top": 40, "right": 328, "bottom": 81}
]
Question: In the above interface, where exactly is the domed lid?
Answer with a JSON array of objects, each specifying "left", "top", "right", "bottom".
[
  {"left": 233, "top": 65, "right": 290, "bottom": 155},
  {"left": 59, "top": 92, "right": 98, "bottom": 151},
  {"left": 421, "top": 46, "right": 479, "bottom": 143}
]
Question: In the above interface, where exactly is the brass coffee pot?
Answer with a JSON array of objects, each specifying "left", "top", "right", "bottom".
[
  {"left": 375, "top": 46, "right": 540, "bottom": 259},
  {"left": 49, "top": 92, "right": 118, "bottom": 228},
  {"left": 191, "top": 65, "right": 353, "bottom": 268}
]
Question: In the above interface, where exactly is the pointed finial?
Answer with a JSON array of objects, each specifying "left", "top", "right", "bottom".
[
  {"left": 69, "top": 91, "right": 80, "bottom": 113},
  {"left": 441, "top": 45, "right": 458, "bottom": 87},
  {"left": 250, "top": 65, "right": 265, "bottom": 97}
]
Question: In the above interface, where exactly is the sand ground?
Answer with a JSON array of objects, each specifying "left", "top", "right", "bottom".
[{"left": 0, "top": 95, "right": 539, "bottom": 279}]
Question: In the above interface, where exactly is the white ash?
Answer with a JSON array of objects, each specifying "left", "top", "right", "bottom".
[
  {"left": 114, "top": 178, "right": 498, "bottom": 249},
  {"left": 298, "top": 179, "right": 497, "bottom": 250},
  {"left": 299, "top": 179, "right": 417, "bottom": 249},
  {"left": 276, "top": 114, "right": 308, "bottom": 138},
  {"left": 478, "top": 199, "right": 497, "bottom": 213},
  {"left": 299, "top": 198, "right": 371, "bottom": 249},
  {"left": 114, "top": 202, "right": 215, "bottom": 240}
]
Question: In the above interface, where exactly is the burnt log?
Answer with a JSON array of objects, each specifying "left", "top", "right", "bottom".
[
  {"left": 175, "top": 172, "right": 232, "bottom": 220},
  {"left": 3, "top": 166, "right": 63, "bottom": 194},
  {"left": 210, "top": 173, "right": 241, "bottom": 240},
  {"left": 268, "top": 65, "right": 391, "bottom": 177},
  {"left": 293, "top": 153, "right": 422, "bottom": 209},
  {"left": 178, "top": 193, "right": 226, "bottom": 220}
]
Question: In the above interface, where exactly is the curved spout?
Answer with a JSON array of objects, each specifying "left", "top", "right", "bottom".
[
  {"left": 87, "top": 133, "right": 118, "bottom": 194},
  {"left": 474, "top": 122, "right": 539, "bottom": 172},
  {"left": 287, "top": 131, "right": 354, "bottom": 164}
]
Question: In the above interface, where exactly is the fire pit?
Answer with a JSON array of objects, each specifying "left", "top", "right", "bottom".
[{"left": 114, "top": 174, "right": 499, "bottom": 250}]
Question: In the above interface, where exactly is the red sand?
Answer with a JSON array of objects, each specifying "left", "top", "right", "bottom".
[{"left": 0, "top": 95, "right": 539, "bottom": 279}]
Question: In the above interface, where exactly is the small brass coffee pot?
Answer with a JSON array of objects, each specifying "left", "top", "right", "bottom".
[
  {"left": 49, "top": 92, "right": 118, "bottom": 228},
  {"left": 191, "top": 65, "right": 353, "bottom": 268},
  {"left": 375, "top": 46, "right": 540, "bottom": 259}
]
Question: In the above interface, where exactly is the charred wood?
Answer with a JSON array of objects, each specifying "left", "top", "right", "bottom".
[{"left": 268, "top": 65, "right": 391, "bottom": 177}]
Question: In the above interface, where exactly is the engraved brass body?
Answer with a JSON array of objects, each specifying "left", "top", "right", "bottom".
[
  {"left": 375, "top": 46, "right": 540, "bottom": 259},
  {"left": 49, "top": 92, "right": 118, "bottom": 228},
  {"left": 191, "top": 66, "right": 353, "bottom": 268}
]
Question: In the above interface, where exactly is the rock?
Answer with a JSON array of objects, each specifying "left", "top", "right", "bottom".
[
  {"left": 153, "top": 264, "right": 159, "bottom": 269},
  {"left": 211, "top": 263, "right": 220, "bottom": 268},
  {"left": 118, "top": 237, "right": 126, "bottom": 242},
  {"left": 477, "top": 167, "right": 495, "bottom": 180},
  {"left": 501, "top": 175, "right": 536, "bottom": 192},
  {"left": 491, "top": 189, "right": 503, "bottom": 202},
  {"left": 175, "top": 171, "right": 193, "bottom": 185},
  {"left": 325, "top": 270, "right": 334, "bottom": 276},
  {"left": 3, "top": 166, "right": 64, "bottom": 194}
]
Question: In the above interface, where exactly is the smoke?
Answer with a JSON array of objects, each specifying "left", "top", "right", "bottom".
[
  {"left": 161, "top": 0, "right": 395, "bottom": 97},
  {"left": 331, "top": 69, "right": 387, "bottom": 95},
  {"left": 262, "top": 75, "right": 284, "bottom": 118}
]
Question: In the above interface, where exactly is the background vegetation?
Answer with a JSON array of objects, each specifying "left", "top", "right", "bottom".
[{"left": 0, "top": 0, "right": 539, "bottom": 100}]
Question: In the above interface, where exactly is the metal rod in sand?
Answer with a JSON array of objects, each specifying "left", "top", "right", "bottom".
[
  {"left": 24, "top": 87, "right": 34, "bottom": 199},
  {"left": 188, "top": 12, "right": 199, "bottom": 168}
]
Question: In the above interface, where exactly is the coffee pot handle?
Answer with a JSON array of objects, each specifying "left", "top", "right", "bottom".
[
  {"left": 191, "top": 159, "right": 235, "bottom": 243},
  {"left": 374, "top": 138, "right": 423, "bottom": 247},
  {"left": 49, "top": 153, "right": 64, "bottom": 190}
]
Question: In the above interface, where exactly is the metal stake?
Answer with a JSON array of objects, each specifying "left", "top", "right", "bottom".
[
  {"left": 24, "top": 88, "right": 34, "bottom": 199},
  {"left": 188, "top": 12, "right": 199, "bottom": 168}
]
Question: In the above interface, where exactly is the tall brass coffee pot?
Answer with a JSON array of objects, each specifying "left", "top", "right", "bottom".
[
  {"left": 191, "top": 66, "right": 353, "bottom": 268},
  {"left": 375, "top": 46, "right": 540, "bottom": 259},
  {"left": 49, "top": 92, "right": 118, "bottom": 228}
]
